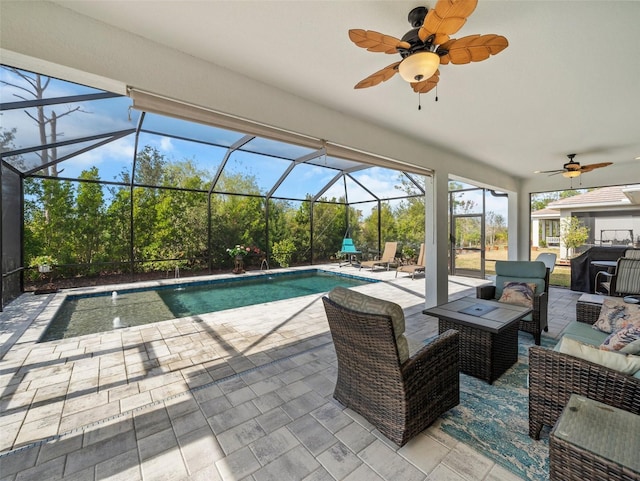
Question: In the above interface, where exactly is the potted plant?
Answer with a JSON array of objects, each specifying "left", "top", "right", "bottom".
[
  {"left": 29, "top": 255, "right": 58, "bottom": 293},
  {"left": 30, "top": 255, "right": 57, "bottom": 275},
  {"left": 226, "top": 245, "right": 250, "bottom": 273}
]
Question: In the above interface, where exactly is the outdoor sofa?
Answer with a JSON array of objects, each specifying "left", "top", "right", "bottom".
[{"left": 528, "top": 296, "right": 640, "bottom": 440}]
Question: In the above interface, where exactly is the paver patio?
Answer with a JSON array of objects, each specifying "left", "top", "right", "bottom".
[{"left": 0, "top": 265, "right": 579, "bottom": 480}]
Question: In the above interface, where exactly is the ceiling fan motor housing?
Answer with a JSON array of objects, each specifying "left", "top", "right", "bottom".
[
  {"left": 399, "top": 29, "right": 434, "bottom": 58},
  {"left": 564, "top": 161, "right": 581, "bottom": 171},
  {"left": 564, "top": 154, "right": 580, "bottom": 171},
  {"left": 408, "top": 6, "right": 428, "bottom": 27}
]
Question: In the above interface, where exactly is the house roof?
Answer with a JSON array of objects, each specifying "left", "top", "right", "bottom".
[
  {"left": 548, "top": 185, "right": 640, "bottom": 209},
  {"left": 531, "top": 207, "right": 560, "bottom": 218}
]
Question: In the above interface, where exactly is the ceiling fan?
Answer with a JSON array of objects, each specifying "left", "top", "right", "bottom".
[
  {"left": 348, "top": 0, "right": 508, "bottom": 95},
  {"left": 535, "top": 154, "right": 613, "bottom": 178}
]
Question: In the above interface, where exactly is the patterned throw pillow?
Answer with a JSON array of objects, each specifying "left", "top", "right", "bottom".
[
  {"left": 600, "top": 325, "right": 640, "bottom": 354},
  {"left": 498, "top": 282, "right": 536, "bottom": 308},
  {"left": 593, "top": 299, "right": 640, "bottom": 334}
]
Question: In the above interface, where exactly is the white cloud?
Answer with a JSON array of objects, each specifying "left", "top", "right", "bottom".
[{"left": 160, "top": 137, "right": 174, "bottom": 151}]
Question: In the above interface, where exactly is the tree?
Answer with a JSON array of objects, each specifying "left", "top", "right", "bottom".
[
  {"left": 74, "top": 168, "right": 106, "bottom": 268},
  {"left": 361, "top": 203, "right": 396, "bottom": 255},
  {"left": 485, "top": 211, "right": 506, "bottom": 246},
  {"left": 130, "top": 146, "right": 165, "bottom": 265},
  {"left": 24, "top": 177, "right": 75, "bottom": 265},
  {"left": 100, "top": 187, "right": 129, "bottom": 271},
  {"left": 531, "top": 189, "right": 584, "bottom": 212},
  {"left": 154, "top": 160, "right": 209, "bottom": 270},
  {"left": 561, "top": 216, "right": 589, "bottom": 258},
  {"left": 311, "top": 200, "right": 345, "bottom": 261},
  {"left": 1, "top": 67, "right": 87, "bottom": 176}
]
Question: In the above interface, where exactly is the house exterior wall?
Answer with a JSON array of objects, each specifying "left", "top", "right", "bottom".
[{"left": 575, "top": 210, "right": 640, "bottom": 248}]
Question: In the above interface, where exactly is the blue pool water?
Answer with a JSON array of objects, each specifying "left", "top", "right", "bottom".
[{"left": 41, "top": 270, "right": 374, "bottom": 341}]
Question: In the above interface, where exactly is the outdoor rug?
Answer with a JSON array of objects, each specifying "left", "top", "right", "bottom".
[{"left": 437, "top": 334, "right": 557, "bottom": 481}]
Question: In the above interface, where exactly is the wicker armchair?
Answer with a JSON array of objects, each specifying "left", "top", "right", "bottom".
[
  {"left": 322, "top": 289, "right": 460, "bottom": 447},
  {"left": 528, "top": 301, "right": 640, "bottom": 440},
  {"left": 477, "top": 260, "right": 549, "bottom": 345}
]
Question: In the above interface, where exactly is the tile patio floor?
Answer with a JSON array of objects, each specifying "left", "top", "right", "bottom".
[{"left": 0, "top": 265, "right": 580, "bottom": 481}]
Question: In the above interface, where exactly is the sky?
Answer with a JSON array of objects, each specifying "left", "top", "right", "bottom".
[{"left": 2, "top": 65, "right": 503, "bottom": 219}]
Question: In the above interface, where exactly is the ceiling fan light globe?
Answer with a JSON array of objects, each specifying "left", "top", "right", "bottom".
[
  {"left": 398, "top": 51, "right": 439, "bottom": 83},
  {"left": 562, "top": 170, "right": 581, "bottom": 178}
]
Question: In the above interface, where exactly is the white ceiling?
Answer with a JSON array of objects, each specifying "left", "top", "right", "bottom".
[{"left": 52, "top": 0, "right": 640, "bottom": 181}]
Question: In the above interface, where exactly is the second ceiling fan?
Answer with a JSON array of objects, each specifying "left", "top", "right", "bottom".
[
  {"left": 535, "top": 154, "right": 613, "bottom": 178},
  {"left": 348, "top": 0, "right": 509, "bottom": 94}
]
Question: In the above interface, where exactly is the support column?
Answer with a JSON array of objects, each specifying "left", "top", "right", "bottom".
[
  {"left": 510, "top": 191, "right": 523, "bottom": 260},
  {"left": 425, "top": 171, "right": 449, "bottom": 308},
  {"left": 532, "top": 218, "right": 540, "bottom": 248}
]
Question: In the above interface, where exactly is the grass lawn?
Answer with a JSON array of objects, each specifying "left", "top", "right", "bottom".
[{"left": 456, "top": 247, "right": 570, "bottom": 288}]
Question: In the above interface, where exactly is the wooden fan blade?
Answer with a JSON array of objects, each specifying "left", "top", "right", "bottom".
[
  {"left": 580, "top": 162, "right": 613, "bottom": 173},
  {"left": 411, "top": 70, "right": 440, "bottom": 93},
  {"left": 419, "top": 0, "right": 478, "bottom": 42},
  {"left": 439, "top": 34, "right": 508, "bottom": 65},
  {"left": 433, "top": 33, "right": 451, "bottom": 45},
  {"left": 354, "top": 61, "right": 401, "bottom": 89},
  {"left": 535, "top": 169, "right": 564, "bottom": 174},
  {"left": 349, "top": 29, "right": 410, "bottom": 54}
]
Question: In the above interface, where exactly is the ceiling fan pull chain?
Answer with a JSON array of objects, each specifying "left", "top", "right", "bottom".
[
  {"left": 418, "top": 92, "right": 422, "bottom": 111},
  {"left": 435, "top": 86, "right": 438, "bottom": 102}
]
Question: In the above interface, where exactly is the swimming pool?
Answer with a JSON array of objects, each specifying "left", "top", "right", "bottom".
[{"left": 41, "top": 269, "right": 375, "bottom": 341}]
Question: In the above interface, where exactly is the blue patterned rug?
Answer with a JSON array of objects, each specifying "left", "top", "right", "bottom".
[{"left": 437, "top": 334, "right": 557, "bottom": 481}]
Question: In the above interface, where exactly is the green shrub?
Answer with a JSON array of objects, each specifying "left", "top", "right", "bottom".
[
  {"left": 272, "top": 239, "right": 296, "bottom": 267},
  {"left": 402, "top": 246, "right": 416, "bottom": 259}
]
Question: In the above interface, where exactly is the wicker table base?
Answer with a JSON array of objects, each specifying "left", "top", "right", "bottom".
[
  {"left": 438, "top": 317, "right": 519, "bottom": 384},
  {"left": 575, "top": 293, "right": 611, "bottom": 324},
  {"left": 550, "top": 394, "right": 640, "bottom": 480},
  {"left": 425, "top": 297, "right": 530, "bottom": 384}
]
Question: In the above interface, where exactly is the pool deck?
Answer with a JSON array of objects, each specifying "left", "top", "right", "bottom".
[{"left": 0, "top": 264, "right": 580, "bottom": 481}]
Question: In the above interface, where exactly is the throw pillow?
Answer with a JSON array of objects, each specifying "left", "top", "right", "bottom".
[
  {"left": 498, "top": 282, "right": 536, "bottom": 308},
  {"left": 557, "top": 336, "right": 640, "bottom": 375},
  {"left": 592, "top": 299, "right": 640, "bottom": 334},
  {"left": 600, "top": 325, "right": 640, "bottom": 354}
]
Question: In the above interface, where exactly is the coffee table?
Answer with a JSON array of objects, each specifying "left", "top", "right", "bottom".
[
  {"left": 550, "top": 394, "right": 640, "bottom": 480},
  {"left": 423, "top": 297, "right": 532, "bottom": 383}
]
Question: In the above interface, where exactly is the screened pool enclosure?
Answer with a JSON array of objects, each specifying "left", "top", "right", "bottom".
[{"left": 1, "top": 66, "right": 430, "bottom": 308}]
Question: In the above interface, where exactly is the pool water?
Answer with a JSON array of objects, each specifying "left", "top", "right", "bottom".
[{"left": 41, "top": 270, "right": 373, "bottom": 341}]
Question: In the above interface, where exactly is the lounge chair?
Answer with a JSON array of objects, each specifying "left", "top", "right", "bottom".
[
  {"left": 360, "top": 241, "right": 397, "bottom": 271},
  {"left": 396, "top": 243, "right": 425, "bottom": 279},
  {"left": 338, "top": 237, "right": 361, "bottom": 267}
]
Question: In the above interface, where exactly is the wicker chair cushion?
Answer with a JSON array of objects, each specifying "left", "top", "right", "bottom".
[
  {"left": 498, "top": 281, "right": 536, "bottom": 308},
  {"left": 593, "top": 299, "right": 640, "bottom": 334},
  {"left": 557, "top": 336, "right": 640, "bottom": 375},
  {"left": 600, "top": 326, "right": 640, "bottom": 354},
  {"left": 328, "top": 286, "right": 409, "bottom": 363},
  {"left": 493, "top": 261, "right": 547, "bottom": 298},
  {"left": 560, "top": 321, "right": 609, "bottom": 346}
]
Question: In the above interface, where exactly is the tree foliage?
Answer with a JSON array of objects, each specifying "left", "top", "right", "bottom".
[
  {"left": 23, "top": 152, "right": 511, "bottom": 284},
  {"left": 561, "top": 216, "right": 589, "bottom": 257}
]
